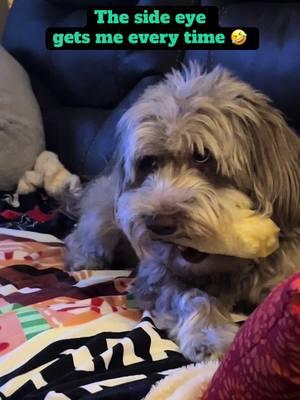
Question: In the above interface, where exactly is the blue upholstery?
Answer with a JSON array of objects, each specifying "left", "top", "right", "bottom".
[{"left": 3, "top": 0, "right": 300, "bottom": 177}]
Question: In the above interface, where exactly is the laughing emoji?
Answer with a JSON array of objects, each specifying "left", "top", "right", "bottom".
[{"left": 231, "top": 29, "right": 247, "bottom": 45}]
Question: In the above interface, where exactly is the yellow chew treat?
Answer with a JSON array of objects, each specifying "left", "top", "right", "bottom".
[
  {"left": 218, "top": 212, "right": 280, "bottom": 258},
  {"left": 200, "top": 211, "right": 279, "bottom": 258},
  {"left": 176, "top": 209, "right": 280, "bottom": 259}
]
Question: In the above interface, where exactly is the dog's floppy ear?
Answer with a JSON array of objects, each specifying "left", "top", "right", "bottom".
[
  {"left": 233, "top": 92, "right": 300, "bottom": 230},
  {"left": 105, "top": 147, "right": 126, "bottom": 205},
  {"left": 111, "top": 108, "right": 139, "bottom": 199},
  {"left": 114, "top": 157, "right": 127, "bottom": 197},
  {"left": 115, "top": 108, "right": 138, "bottom": 190}
]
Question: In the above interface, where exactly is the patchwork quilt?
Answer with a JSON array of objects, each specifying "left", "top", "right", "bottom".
[
  {"left": 0, "top": 226, "right": 190, "bottom": 399},
  {"left": 0, "top": 190, "right": 250, "bottom": 400}
]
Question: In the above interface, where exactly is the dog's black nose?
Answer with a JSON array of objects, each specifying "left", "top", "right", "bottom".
[{"left": 145, "top": 215, "right": 177, "bottom": 235}]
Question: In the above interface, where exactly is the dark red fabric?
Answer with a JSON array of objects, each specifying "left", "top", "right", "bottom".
[
  {"left": 0, "top": 190, "right": 74, "bottom": 238},
  {"left": 204, "top": 273, "right": 300, "bottom": 400}
]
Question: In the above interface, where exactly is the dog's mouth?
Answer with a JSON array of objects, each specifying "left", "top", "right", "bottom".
[
  {"left": 178, "top": 246, "right": 209, "bottom": 264},
  {"left": 149, "top": 234, "right": 210, "bottom": 264}
]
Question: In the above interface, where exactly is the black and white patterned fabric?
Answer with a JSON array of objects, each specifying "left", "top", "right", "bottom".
[{"left": 0, "top": 313, "right": 191, "bottom": 400}]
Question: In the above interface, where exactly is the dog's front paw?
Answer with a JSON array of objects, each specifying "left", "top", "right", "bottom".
[
  {"left": 64, "top": 232, "right": 106, "bottom": 271},
  {"left": 178, "top": 322, "right": 239, "bottom": 362},
  {"left": 64, "top": 252, "right": 105, "bottom": 272}
]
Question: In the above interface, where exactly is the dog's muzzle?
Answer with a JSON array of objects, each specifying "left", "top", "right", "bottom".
[{"left": 144, "top": 214, "right": 210, "bottom": 264}]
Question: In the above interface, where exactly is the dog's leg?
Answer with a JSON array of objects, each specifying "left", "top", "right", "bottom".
[
  {"left": 65, "top": 210, "right": 120, "bottom": 271},
  {"left": 65, "top": 174, "right": 121, "bottom": 271},
  {"left": 169, "top": 289, "right": 238, "bottom": 362},
  {"left": 134, "top": 260, "right": 238, "bottom": 362}
]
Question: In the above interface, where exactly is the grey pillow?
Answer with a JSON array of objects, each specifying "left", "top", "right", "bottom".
[{"left": 0, "top": 45, "right": 45, "bottom": 191}]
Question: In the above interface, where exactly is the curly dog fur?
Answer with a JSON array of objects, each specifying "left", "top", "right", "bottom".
[{"left": 65, "top": 64, "right": 300, "bottom": 361}]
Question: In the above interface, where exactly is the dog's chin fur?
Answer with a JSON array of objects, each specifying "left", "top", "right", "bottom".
[{"left": 65, "top": 63, "right": 300, "bottom": 362}]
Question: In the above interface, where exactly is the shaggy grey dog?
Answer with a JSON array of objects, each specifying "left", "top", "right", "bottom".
[{"left": 65, "top": 64, "right": 300, "bottom": 361}]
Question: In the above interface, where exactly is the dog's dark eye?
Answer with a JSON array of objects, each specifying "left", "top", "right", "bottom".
[
  {"left": 137, "top": 156, "right": 158, "bottom": 175},
  {"left": 193, "top": 148, "right": 211, "bottom": 164}
]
